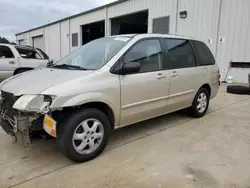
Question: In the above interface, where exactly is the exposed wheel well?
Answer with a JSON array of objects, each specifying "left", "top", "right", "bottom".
[
  {"left": 200, "top": 84, "right": 211, "bottom": 97},
  {"left": 81, "top": 102, "right": 115, "bottom": 129},
  {"left": 54, "top": 102, "right": 115, "bottom": 130},
  {"left": 14, "top": 68, "right": 33, "bottom": 75}
]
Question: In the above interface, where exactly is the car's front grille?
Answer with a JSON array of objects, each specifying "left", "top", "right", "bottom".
[{"left": 0, "top": 91, "right": 17, "bottom": 134}]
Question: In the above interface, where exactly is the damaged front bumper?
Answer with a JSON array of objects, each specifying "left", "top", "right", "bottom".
[
  {"left": 12, "top": 115, "right": 32, "bottom": 146},
  {"left": 0, "top": 91, "right": 57, "bottom": 147}
]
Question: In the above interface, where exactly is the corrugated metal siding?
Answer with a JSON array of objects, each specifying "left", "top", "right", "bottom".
[
  {"left": 108, "top": 0, "right": 177, "bottom": 34},
  {"left": 176, "top": 0, "right": 220, "bottom": 54},
  {"left": 216, "top": 0, "right": 250, "bottom": 83},
  {"left": 60, "top": 20, "right": 70, "bottom": 58},
  {"left": 29, "top": 29, "right": 43, "bottom": 38},
  {"left": 108, "top": 0, "right": 149, "bottom": 18},
  {"left": 16, "top": 34, "right": 23, "bottom": 41},
  {"left": 70, "top": 8, "right": 106, "bottom": 52},
  {"left": 23, "top": 33, "right": 30, "bottom": 45},
  {"left": 14, "top": 0, "right": 250, "bottom": 83},
  {"left": 149, "top": 0, "right": 177, "bottom": 34},
  {"left": 44, "top": 23, "right": 61, "bottom": 61}
]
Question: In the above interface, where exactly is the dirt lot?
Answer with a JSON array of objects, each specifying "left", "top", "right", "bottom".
[{"left": 0, "top": 85, "right": 250, "bottom": 188}]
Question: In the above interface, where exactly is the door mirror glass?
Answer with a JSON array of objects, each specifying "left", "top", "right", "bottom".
[{"left": 122, "top": 61, "right": 140, "bottom": 75}]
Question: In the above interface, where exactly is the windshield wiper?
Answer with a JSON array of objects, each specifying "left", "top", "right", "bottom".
[
  {"left": 50, "top": 64, "right": 87, "bottom": 70},
  {"left": 47, "top": 60, "right": 54, "bottom": 67}
]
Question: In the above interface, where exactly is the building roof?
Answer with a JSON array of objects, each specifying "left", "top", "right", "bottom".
[{"left": 15, "top": 0, "right": 128, "bottom": 36}]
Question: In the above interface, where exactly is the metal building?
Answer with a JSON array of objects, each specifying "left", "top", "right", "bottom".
[{"left": 15, "top": 0, "right": 250, "bottom": 83}]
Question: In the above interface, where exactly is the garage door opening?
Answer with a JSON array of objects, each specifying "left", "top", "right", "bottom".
[
  {"left": 81, "top": 20, "right": 105, "bottom": 45},
  {"left": 111, "top": 10, "right": 148, "bottom": 35},
  {"left": 32, "top": 35, "right": 44, "bottom": 51}
]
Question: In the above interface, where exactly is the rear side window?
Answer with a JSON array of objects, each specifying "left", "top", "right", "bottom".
[
  {"left": 37, "top": 48, "right": 49, "bottom": 59},
  {"left": 164, "top": 39, "right": 196, "bottom": 69},
  {"left": 15, "top": 47, "right": 42, "bottom": 59},
  {"left": 192, "top": 40, "right": 215, "bottom": 66},
  {"left": 0, "top": 46, "right": 14, "bottom": 58}
]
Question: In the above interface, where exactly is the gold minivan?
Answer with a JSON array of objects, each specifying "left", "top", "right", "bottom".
[{"left": 0, "top": 34, "right": 219, "bottom": 162}]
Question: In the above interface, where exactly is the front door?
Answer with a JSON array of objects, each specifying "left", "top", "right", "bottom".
[
  {"left": 163, "top": 39, "right": 200, "bottom": 111},
  {"left": 120, "top": 39, "right": 170, "bottom": 126},
  {"left": 0, "top": 46, "right": 18, "bottom": 80}
]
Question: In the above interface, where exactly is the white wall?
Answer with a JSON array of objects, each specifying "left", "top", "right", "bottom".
[
  {"left": 216, "top": 0, "right": 250, "bottom": 83},
  {"left": 16, "top": 34, "right": 24, "bottom": 41},
  {"left": 29, "top": 28, "right": 44, "bottom": 45},
  {"left": 176, "top": 0, "right": 220, "bottom": 54},
  {"left": 15, "top": 0, "right": 250, "bottom": 83},
  {"left": 23, "top": 33, "right": 30, "bottom": 45},
  {"left": 60, "top": 20, "right": 70, "bottom": 58},
  {"left": 107, "top": 0, "right": 177, "bottom": 34},
  {"left": 44, "top": 23, "right": 61, "bottom": 61},
  {"left": 70, "top": 9, "right": 106, "bottom": 52}
]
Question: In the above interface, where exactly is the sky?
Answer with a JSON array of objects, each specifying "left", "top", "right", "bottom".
[{"left": 0, "top": 0, "right": 117, "bottom": 42}]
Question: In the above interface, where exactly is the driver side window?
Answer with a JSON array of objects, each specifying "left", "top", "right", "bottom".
[{"left": 124, "top": 39, "right": 163, "bottom": 73}]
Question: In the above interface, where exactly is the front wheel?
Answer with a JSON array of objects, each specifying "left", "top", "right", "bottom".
[
  {"left": 57, "top": 108, "right": 111, "bottom": 163},
  {"left": 187, "top": 88, "right": 210, "bottom": 118}
]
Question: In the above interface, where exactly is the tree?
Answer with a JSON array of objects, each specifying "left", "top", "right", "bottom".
[{"left": 0, "top": 37, "right": 10, "bottom": 44}]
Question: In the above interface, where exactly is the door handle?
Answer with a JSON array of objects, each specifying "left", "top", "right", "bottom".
[
  {"left": 9, "top": 61, "right": 15, "bottom": 65},
  {"left": 171, "top": 71, "right": 179, "bottom": 77},
  {"left": 156, "top": 73, "right": 166, "bottom": 80}
]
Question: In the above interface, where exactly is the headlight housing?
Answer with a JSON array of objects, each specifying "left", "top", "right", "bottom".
[{"left": 13, "top": 95, "right": 53, "bottom": 113}]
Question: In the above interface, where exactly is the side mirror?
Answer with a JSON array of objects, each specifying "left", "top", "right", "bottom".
[{"left": 121, "top": 62, "right": 140, "bottom": 75}]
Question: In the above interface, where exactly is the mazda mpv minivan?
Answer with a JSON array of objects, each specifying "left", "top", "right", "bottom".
[{"left": 0, "top": 34, "right": 219, "bottom": 162}]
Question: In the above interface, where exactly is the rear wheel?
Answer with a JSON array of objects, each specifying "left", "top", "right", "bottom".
[
  {"left": 57, "top": 108, "right": 111, "bottom": 163},
  {"left": 187, "top": 88, "right": 210, "bottom": 118}
]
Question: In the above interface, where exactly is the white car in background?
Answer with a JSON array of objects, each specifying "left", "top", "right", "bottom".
[{"left": 0, "top": 44, "right": 50, "bottom": 81}]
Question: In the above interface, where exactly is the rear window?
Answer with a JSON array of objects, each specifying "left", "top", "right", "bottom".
[{"left": 192, "top": 40, "right": 215, "bottom": 66}]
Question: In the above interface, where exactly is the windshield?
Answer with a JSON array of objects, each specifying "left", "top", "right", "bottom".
[{"left": 55, "top": 37, "right": 131, "bottom": 70}]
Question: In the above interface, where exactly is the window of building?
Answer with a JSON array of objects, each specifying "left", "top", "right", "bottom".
[
  {"left": 153, "top": 16, "right": 170, "bottom": 34},
  {"left": 164, "top": 39, "right": 196, "bottom": 69},
  {"left": 124, "top": 39, "right": 163, "bottom": 73},
  {"left": 72, "top": 33, "right": 78, "bottom": 47}
]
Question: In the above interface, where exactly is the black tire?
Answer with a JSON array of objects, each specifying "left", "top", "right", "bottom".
[
  {"left": 14, "top": 68, "right": 31, "bottom": 75},
  {"left": 187, "top": 88, "right": 210, "bottom": 118},
  {"left": 57, "top": 108, "right": 111, "bottom": 163},
  {"left": 227, "top": 85, "right": 250, "bottom": 95}
]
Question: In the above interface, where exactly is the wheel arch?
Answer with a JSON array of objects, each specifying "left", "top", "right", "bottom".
[
  {"left": 78, "top": 101, "right": 115, "bottom": 130},
  {"left": 13, "top": 67, "right": 33, "bottom": 75},
  {"left": 51, "top": 92, "right": 119, "bottom": 129},
  {"left": 199, "top": 83, "right": 211, "bottom": 97}
]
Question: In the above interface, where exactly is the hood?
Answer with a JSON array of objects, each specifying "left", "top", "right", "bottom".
[{"left": 0, "top": 67, "right": 93, "bottom": 95}]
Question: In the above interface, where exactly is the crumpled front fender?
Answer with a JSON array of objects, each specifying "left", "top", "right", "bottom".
[{"left": 50, "top": 92, "right": 120, "bottom": 127}]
